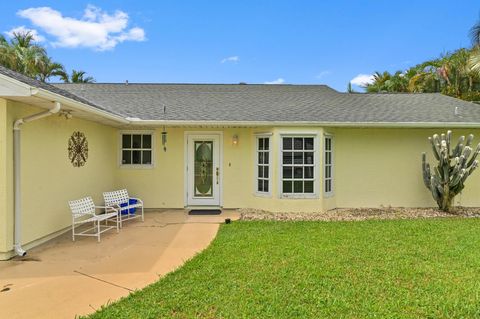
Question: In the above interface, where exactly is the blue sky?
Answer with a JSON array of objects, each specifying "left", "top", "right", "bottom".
[{"left": 1, "top": 1, "right": 479, "bottom": 91}]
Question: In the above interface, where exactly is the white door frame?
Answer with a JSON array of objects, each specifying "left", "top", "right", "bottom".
[{"left": 184, "top": 131, "right": 223, "bottom": 207}]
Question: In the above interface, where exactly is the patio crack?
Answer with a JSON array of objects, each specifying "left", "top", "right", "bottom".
[{"left": 74, "top": 270, "right": 134, "bottom": 292}]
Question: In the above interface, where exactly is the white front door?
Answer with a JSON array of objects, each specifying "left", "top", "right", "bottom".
[{"left": 186, "top": 134, "right": 222, "bottom": 207}]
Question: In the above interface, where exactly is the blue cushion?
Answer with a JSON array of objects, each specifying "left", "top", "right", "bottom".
[{"left": 119, "top": 199, "right": 137, "bottom": 215}]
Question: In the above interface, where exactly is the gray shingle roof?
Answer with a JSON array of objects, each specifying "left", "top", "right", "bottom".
[
  {"left": 52, "top": 83, "right": 480, "bottom": 124},
  {"left": 2, "top": 64, "right": 480, "bottom": 125}
]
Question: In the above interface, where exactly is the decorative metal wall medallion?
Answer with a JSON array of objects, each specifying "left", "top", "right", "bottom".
[{"left": 68, "top": 131, "right": 88, "bottom": 167}]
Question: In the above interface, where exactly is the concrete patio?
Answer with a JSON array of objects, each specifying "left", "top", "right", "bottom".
[{"left": 0, "top": 209, "right": 239, "bottom": 319}]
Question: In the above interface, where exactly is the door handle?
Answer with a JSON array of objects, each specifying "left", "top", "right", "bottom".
[{"left": 216, "top": 167, "right": 219, "bottom": 184}]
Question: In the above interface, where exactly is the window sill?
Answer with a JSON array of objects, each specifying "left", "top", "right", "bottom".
[
  {"left": 254, "top": 192, "right": 272, "bottom": 198},
  {"left": 119, "top": 164, "right": 155, "bottom": 170},
  {"left": 280, "top": 194, "right": 319, "bottom": 199}
]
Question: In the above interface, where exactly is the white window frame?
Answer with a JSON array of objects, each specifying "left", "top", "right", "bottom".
[
  {"left": 279, "top": 133, "right": 318, "bottom": 199},
  {"left": 324, "top": 134, "right": 334, "bottom": 196},
  {"left": 119, "top": 130, "right": 155, "bottom": 169},
  {"left": 254, "top": 134, "right": 272, "bottom": 197}
]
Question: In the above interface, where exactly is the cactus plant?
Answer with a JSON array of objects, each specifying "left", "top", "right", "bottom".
[{"left": 422, "top": 131, "right": 480, "bottom": 212}]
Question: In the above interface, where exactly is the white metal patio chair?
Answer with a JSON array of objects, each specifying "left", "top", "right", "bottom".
[
  {"left": 68, "top": 196, "right": 120, "bottom": 242},
  {"left": 103, "top": 189, "right": 144, "bottom": 227}
]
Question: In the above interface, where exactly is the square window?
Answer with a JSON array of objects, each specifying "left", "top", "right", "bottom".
[
  {"left": 122, "top": 135, "right": 131, "bottom": 148},
  {"left": 305, "top": 138, "right": 314, "bottom": 150},
  {"left": 122, "top": 150, "right": 131, "bottom": 164},
  {"left": 294, "top": 167, "right": 303, "bottom": 178},
  {"left": 294, "top": 152, "right": 303, "bottom": 164},
  {"left": 132, "top": 135, "right": 142, "bottom": 148},
  {"left": 304, "top": 166, "right": 314, "bottom": 178},
  {"left": 283, "top": 181, "right": 292, "bottom": 193},
  {"left": 132, "top": 150, "right": 141, "bottom": 164},
  {"left": 142, "top": 151, "right": 152, "bottom": 164},
  {"left": 142, "top": 135, "right": 152, "bottom": 148},
  {"left": 258, "top": 152, "right": 264, "bottom": 165},
  {"left": 304, "top": 181, "right": 314, "bottom": 193},
  {"left": 294, "top": 181, "right": 303, "bottom": 193},
  {"left": 304, "top": 152, "right": 314, "bottom": 164},
  {"left": 283, "top": 152, "right": 293, "bottom": 165},
  {"left": 283, "top": 166, "right": 292, "bottom": 178},
  {"left": 283, "top": 138, "right": 293, "bottom": 150},
  {"left": 294, "top": 138, "right": 303, "bottom": 150},
  {"left": 263, "top": 166, "right": 269, "bottom": 178}
]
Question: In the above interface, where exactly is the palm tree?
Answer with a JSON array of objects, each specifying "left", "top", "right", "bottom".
[
  {"left": 0, "top": 31, "right": 47, "bottom": 77},
  {"left": 62, "top": 70, "right": 95, "bottom": 83},
  {"left": 469, "top": 17, "right": 480, "bottom": 75},
  {"left": 35, "top": 56, "right": 67, "bottom": 82}
]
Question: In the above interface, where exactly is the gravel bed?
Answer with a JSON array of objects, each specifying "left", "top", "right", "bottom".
[{"left": 239, "top": 207, "right": 480, "bottom": 222}]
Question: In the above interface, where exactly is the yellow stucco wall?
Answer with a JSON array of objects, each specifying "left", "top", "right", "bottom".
[
  {"left": 334, "top": 128, "right": 480, "bottom": 208},
  {"left": 3, "top": 100, "right": 117, "bottom": 256}
]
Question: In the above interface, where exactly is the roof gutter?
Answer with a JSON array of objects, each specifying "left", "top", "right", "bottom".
[
  {"left": 126, "top": 119, "right": 480, "bottom": 129},
  {"left": 31, "top": 88, "right": 129, "bottom": 125},
  {"left": 13, "top": 101, "right": 61, "bottom": 257}
]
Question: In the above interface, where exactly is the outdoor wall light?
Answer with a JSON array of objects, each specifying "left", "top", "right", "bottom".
[{"left": 232, "top": 134, "right": 239, "bottom": 146}]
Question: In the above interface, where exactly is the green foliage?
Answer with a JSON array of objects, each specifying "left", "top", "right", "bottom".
[
  {"left": 86, "top": 219, "right": 480, "bottom": 318},
  {"left": 422, "top": 131, "right": 480, "bottom": 211},
  {"left": 0, "top": 31, "right": 94, "bottom": 83}
]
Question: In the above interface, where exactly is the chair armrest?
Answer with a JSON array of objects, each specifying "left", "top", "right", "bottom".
[{"left": 95, "top": 205, "right": 118, "bottom": 212}]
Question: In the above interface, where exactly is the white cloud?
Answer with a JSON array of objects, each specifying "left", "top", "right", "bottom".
[
  {"left": 350, "top": 74, "right": 375, "bottom": 86},
  {"left": 315, "top": 70, "right": 331, "bottom": 80},
  {"left": 264, "top": 78, "right": 285, "bottom": 85},
  {"left": 221, "top": 56, "right": 239, "bottom": 63},
  {"left": 15, "top": 5, "right": 146, "bottom": 51},
  {"left": 5, "top": 26, "right": 45, "bottom": 42}
]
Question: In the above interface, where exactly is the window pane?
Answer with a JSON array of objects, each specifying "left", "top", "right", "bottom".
[
  {"left": 283, "top": 166, "right": 292, "bottom": 178},
  {"left": 122, "top": 150, "right": 131, "bottom": 164},
  {"left": 325, "top": 137, "right": 331, "bottom": 151},
  {"left": 142, "top": 135, "right": 152, "bottom": 149},
  {"left": 304, "top": 181, "right": 314, "bottom": 193},
  {"left": 264, "top": 152, "right": 269, "bottom": 164},
  {"left": 258, "top": 138, "right": 264, "bottom": 150},
  {"left": 283, "top": 138, "right": 292, "bottom": 150},
  {"left": 264, "top": 166, "right": 269, "bottom": 178},
  {"left": 132, "top": 135, "right": 142, "bottom": 148},
  {"left": 325, "top": 179, "right": 332, "bottom": 192},
  {"left": 283, "top": 152, "right": 293, "bottom": 164},
  {"left": 294, "top": 167, "right": 303, "bottom": 178},
  {"left": 326, "top": 152, "right": 331, "bottom": 164},
  {"left": 325, "top": 166, "right": 331, "bottom": 178},
  {"left": 294, "top": 152, "right": 303, "bottom": 164},
  {"left": 294, "top": 181, "right": 303, "bottom": 193},
  {"left": 264, "top": 180, "right": 269, "bottom": 192},
  {"left": 258, "top": 152, "right": 264, "bottom": 164},
  {"left": 142, "top": 151, "right": 152, "bottom": 164},
  {"left": 304, "top": 152, "right": 314, "bottom": 164},
  {"left": 132, "top": 150, "right": 141, "bottom": 164},
  {"left": 304, "top": 166, "right": 314, "bottom": 178},
  {"left": 305, "top": 138, "right": 314, "bottom": 150},
  {"left": 258, "top": 179, "right": 263, "bottom": 192},
  {"left": 283, "top": 181, "right": 292, "bottom": 193},
  {"left": 294, "top": 138, "right": 303, "bottom": 150},
  {"left": 122, "top": 135, "right": 131, "bottom": 148},
  {"left": 258, "top": 166, "right": 264, "bottom": 178},
  {"left": 264, "top": 138, "right": 269, "bottom": 150}
]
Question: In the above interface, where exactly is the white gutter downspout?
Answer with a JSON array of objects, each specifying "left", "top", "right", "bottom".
[{"left": 13, "top": 101, "right": 61, "bottom": 256}]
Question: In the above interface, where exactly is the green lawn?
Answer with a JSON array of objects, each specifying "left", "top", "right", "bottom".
[{"left": 87, "top": 219, "right": 480, "bottom": 318}]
